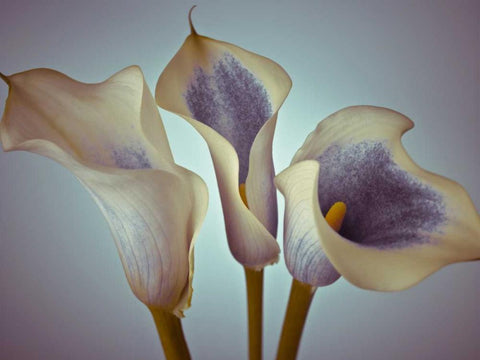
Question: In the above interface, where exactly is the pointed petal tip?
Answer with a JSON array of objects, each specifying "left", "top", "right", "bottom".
[
  {"left": 188, "top": 5, "right": 198, "bottom": 35},
  {"left": 0, "top": 72, "right": 10, "bottom": 86}
]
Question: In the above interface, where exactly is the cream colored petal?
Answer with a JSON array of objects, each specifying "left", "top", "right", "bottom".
[
  {"left": 0, "top": 68, "right": 208, "bottom": 315},
  {"left": 275, "top": 161, "right": 340, "bottom": 287},
  {"left": 1, "top": 66, "right": 173, "bottom": 170},
  {"left": 285, "top": 106, "right": 480, "bottom": 290},
  {"left": 156, "top": 20, "right": 291, "bottom": 268},
  {"left": 180, "top": 118, "right": 279, "bottom": 269},
  {"left": 245, "top": 113, "right": 279, "bottom": 237}
]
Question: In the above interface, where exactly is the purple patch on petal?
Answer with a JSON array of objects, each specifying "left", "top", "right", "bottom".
[
  {"left": 112, "top": 146, "right": 152, "bottom": 170},
  {"left": 317, "top": 141, "right": 446, "bottom": 249},
  {"left": 184, "top": 53, "right": 272, "bottom": 183}
]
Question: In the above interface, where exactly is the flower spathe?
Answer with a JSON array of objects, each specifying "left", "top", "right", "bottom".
[
  {"left": 0, "top": 66, "right": 208, "bottom": 316},
  {"left": 275, "top": 106, "right": 480, "bottom": 290},
  {"left": 156, "top": 11, "right": 291, "bottom": 269}
]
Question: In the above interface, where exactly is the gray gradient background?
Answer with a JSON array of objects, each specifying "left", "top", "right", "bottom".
[{"left": 1, "top": 1, "right": 479, "bottom": 359}]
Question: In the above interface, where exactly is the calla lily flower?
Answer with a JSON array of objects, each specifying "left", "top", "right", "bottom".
[
  {"left": 275, "top": 105, "right": 480, "bottom": 291},
  {"left": 0, "top": 66, "right": 208, "bottom": 317},
  {"left": 155, "top": 11, "right": 291, "bottom": 269}
]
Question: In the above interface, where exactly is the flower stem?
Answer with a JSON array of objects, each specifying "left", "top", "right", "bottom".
[
  {"left": 244, "top": 267, "right": 264, "bottom": 360},
  {"left": 149, "top": 307, "right": 191, "bottom": 360},
  {"left": 276, "top": 279, "right": 316, "bottom": 360},
  {"left": 275, "top": 201, "right": 346, "bottom": 359}
]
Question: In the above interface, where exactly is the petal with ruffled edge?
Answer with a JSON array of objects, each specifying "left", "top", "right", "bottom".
[
  {"left": 0, "top": 67, "right": 208, "bottom": 316},
  {"left": 276, "top": 106, "right": 480, "bottom": 290},
  {"left": 156, "top": 13, "right": 291, "bottom": 268}
]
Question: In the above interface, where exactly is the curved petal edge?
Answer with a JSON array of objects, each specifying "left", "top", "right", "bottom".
[
  {"left": 156, "top": 26, "right": 291, "bottom": 268},
  {"left": 289, "top": 106, "right": 480, "bottom": 291},
  {"left": 0, "top": 67, "right": 209, "bottom": 316},
  {"left": 275, "top": 160, "right": 340, "bottom": 287}
]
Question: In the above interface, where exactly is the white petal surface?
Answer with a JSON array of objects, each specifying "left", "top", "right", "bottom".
[
  {"left": 178, "top": 118, "right": 279, "bottom": 268},
  {"left": 0, "top": 67, "right": 208, "bottom": 315},
  {"left": 275, "top": 161, "right": 340, "bottom": 286},
  {"left": 279, "top": 106, "right": 480, "bottom": 290},
  {"left": 156, "top": 26, "right": 291, "bottom": 268},
  {"left": 2, "top": 66, "right": 174, "bottom": 170}
]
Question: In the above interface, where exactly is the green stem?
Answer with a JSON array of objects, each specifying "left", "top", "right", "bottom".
[
  {"left": 244, "top": 267, "right": 264, "bottom": 360},
  {"left": 276, "top": 279, "right": 316, "bottom": 360},
  {"left": 149, "top": 307, "right": 191, "bottom": 360}
]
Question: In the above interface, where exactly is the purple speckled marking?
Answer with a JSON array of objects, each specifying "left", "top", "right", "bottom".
[
  {"left": 184, "top": 53, "right": 272, "bottom": 183},
  {"left": 112, "top": 146, "right": 152, "bottom": 170},
  {"left": 317, "top": 141, "right": 446, "bottom": 248}
]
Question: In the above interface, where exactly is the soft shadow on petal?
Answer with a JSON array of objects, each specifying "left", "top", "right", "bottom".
[
  {"left": 156, "top": 19, "right": 291, "bottom": 268},
  {"left": 0, "top": 67, "right": 208, "bottom": 316},
  {"left": 246, "top": 112, "right": 279, "bottom": 237},
  {"left": 179, "top": 119, "right": 279, "bottom": 268},
  {"left": 1, "top": 66, "right": 173, "bottom": 170},
  {"left": 289, "top": 106, "right": 480, "bottom": 291},
  {"left": 275, "top": 161, "right": 340, "bottom": 287}
]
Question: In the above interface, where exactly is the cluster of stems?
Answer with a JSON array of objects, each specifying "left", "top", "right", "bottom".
[{"left": 151, "top": 202, "right": 346, "bottom": 360}]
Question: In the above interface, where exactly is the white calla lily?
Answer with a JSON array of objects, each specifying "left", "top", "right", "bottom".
[
  {"left": 275, "top": 105, "right": 480, "bottom": 291},
  {"left": 156, "top": 10, "right": 291, "bottom": 359},
  {"left": 155, "top": 10, "right": 291, "bottom": 269},
  {"left": 0, "top": 66, "right": 208, "bottom": 317}
]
